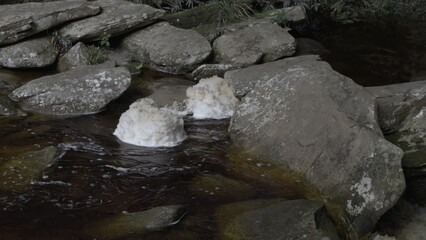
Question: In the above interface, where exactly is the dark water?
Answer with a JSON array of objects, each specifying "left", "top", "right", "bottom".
[{"left": 0, "top": 70, "right": 284, "bottom": 240}]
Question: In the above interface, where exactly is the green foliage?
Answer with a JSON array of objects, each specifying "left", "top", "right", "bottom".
[
  {"left": 87, "top": 34, "right": 111, "bottom": 65},
  {"left": 127, "top": 0, "right": 206, "bottom": 13},
  {"left": 215, "top": 0, "right": 255, "bottom": 24},
  {"left": 51, "top": 31, "right": 72, "bottom": 54},
  {"left": 87, "top": 46, "right": 107, "bottom": 65}
]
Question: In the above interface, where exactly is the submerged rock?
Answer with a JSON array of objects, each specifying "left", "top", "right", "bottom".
[
  {"left": 0, "top": 0, "right": 100, "bottom": 45},
  {"left": 139, "top": 77, "right": 194, "bottom": 108},
  {"left": 59, "top": 0, "right": 165, "bottom": 42},
  {"left": 0, "top": 96, "right": 25, "bottom": 117},
  {"left": 57, "top": 42, "right": 90, "bottom": 72},
  {"left": 186, "top": 76, "right": 238, "bottom": 119},
  {"left": 191, "top": 64, "right": 238, "bottom": 81},
  {"left": 121, "top": 22, "right": 211, "bottom": 74},
  {"left": 189, "top": 174, "right": 256, "bottom": 201},
  {"left": 0, "top": 146, "right": 63, "bottom": 192},
  {"left": 85, "top": 205, "right": 186, "bottom": 239},
  {"left": 0, "top": 37, "right": 59, "bottom": 68},
  {"left": 212, "top": 22, "right": 295, "bottom": 67},
  {"left": 216, "top": 199, "right": 339, "bottom": 240},
  {"left": 226, "top": 55, "right": 405, "bottom": 238},
  {"left": 114, "top": 98, "right": 187, "bottom": 147},
  {"left": 9, "top": 64, "right": 131, "bottom": 115}
]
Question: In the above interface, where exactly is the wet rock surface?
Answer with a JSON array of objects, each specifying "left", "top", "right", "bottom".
[
  {"left": 189, "top": 174, "right": 256, "bottom": 201},
  {"left": 227, "top": 55, "right": 405, "bottom": 238},
  {"left": 9, "top": 64, "right": 131, "bottom": 115},
  {"left": 59, "top": 0, "right": 165, "bottom": 42},
  {"left": 216, "top": 199, "right": 339, "bottom": 240},
  {"left": 0, "top": 37, "right": 58, "bottom": 68},
  {"left": 0, "top": 146, "right": 63, "bottom": 192},
  {"left": 121, "top": 22, "right": 211, "bottom": 74},
  {"left": 0, "top": 0, "right": 100, "bottom": 45},
  {"left": 85, "top": 205, "right": 186, "bottom": 239}
]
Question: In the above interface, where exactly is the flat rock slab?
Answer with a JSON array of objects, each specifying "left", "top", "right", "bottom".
[
  {"left": 121, "top": 22, "right": 211, "bottom": 74},
  {"left": 0, "top": 37, "right": 58, "bottom": 68},
  {"left": 59, "top": 0, "right": 165, "bottom": 42},
  {"left": 9, "top": 64, "right": 131, "bottom": 115},
  {"left": 0, "top": 146, "right": 63, "bottom": 192},
  {"left": 227, "top": 55, "right": 404, "bottom": 238},
  {"left": 85, "top": 205, "right": 186, "bottom": 239},
  {"left": 212, "top": 22, "right": 295, "bottom": 67},
  {"left": 0, "top": 0, "right": 100, "bottom": 45},
  {"left": 216, "top": 199, "right": 340, "bottom": 240}
]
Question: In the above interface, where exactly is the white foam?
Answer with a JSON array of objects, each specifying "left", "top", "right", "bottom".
[
  {"left": 113, "top": 98, "right": 187, "bottom": 147},
  {"left": 186, "top": 76, "right": 238, "bottom": 119}
]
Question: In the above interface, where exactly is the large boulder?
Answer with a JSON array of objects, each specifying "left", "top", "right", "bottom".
[
  {"left": 0, "top": 37, "right": 59, "bottom": 68},
  {"left": 0, "top": 0, "right": 100, "bottom": 46},
  {"left": 85, "top": 205, "right": 186, "bottom": 239},
  {"left": 212, "top": 22, "right": 295, "bottom": 67},
  {"left": 216, "top": 199, "right": 340, "bottom": 240},
  {"left": 57, "top": 42, "right": 90, "bottom": 72},
  {"left": 59, "top": 0, "right": 165, "bottom": 42},
  {"left": 226, "top": 55, "right": 405, "bottom": 239},
  {"left": 121, "top": 22, "right": 211, "bottom": 74},
  {"left": 9, "top": 64, "right": 131, "bottom": 115}
]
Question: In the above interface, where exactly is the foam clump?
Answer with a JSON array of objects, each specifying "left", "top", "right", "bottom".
[
  {"left": 113, "top": 98, "right": 186, "bottom": 147},
  {"left": 186, "top": 76, "right": 238, "bottom": 119}
]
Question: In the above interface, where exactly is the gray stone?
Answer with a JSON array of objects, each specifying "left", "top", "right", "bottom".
[
  {"left": 366, "top": 81, "right": 426, "bottom": 134},
  {"left": 0, "top": 146, "right": 63, "bottom": 192},
  {"left": 212, "top": 22, "right": 295, "bottom": 67},
  {"left": 295, "top": 38, "right": 330, "bottom": 56},
  {"left": 121, "top": 22, "right": 211, "bottom": 74},
  {"left": 226, "top": 55, "right": 405, "bottom": 239},
  {"left": 367, "top": 81, "right": 426, "bottom": 168},
  {"left": 85, "top": 205, "right": 186, "bottom": 239},
  {"left": 0, "top": 0, "right": 100, "bottom": 45},
  {"left": 216, "top": 199, "right": 340, "bottom": 240},
  {"left": 189, "top": 174, "right": 256, "bottom": 201},
  {"left": 138, "top": 77, "right": 194, "bottom": 107},
  {"left": 0, "top": 37, "right": 59, "bottom": 68},
  {"left": 191, "top": 64, "right": 238, "bottom": 80},
  {"left": 9, "top": 64, "right": 131, "bottom": 115},
  {"left": 59, "top": 0, "right": 165, "bottom": 42},
  {"left": 57, "top": 42, "right": 90, "bottom": 72}
]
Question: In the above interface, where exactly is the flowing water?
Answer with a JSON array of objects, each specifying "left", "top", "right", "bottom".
[{"left": 0, "top": 70, "right": 286, "bottom": 240}]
